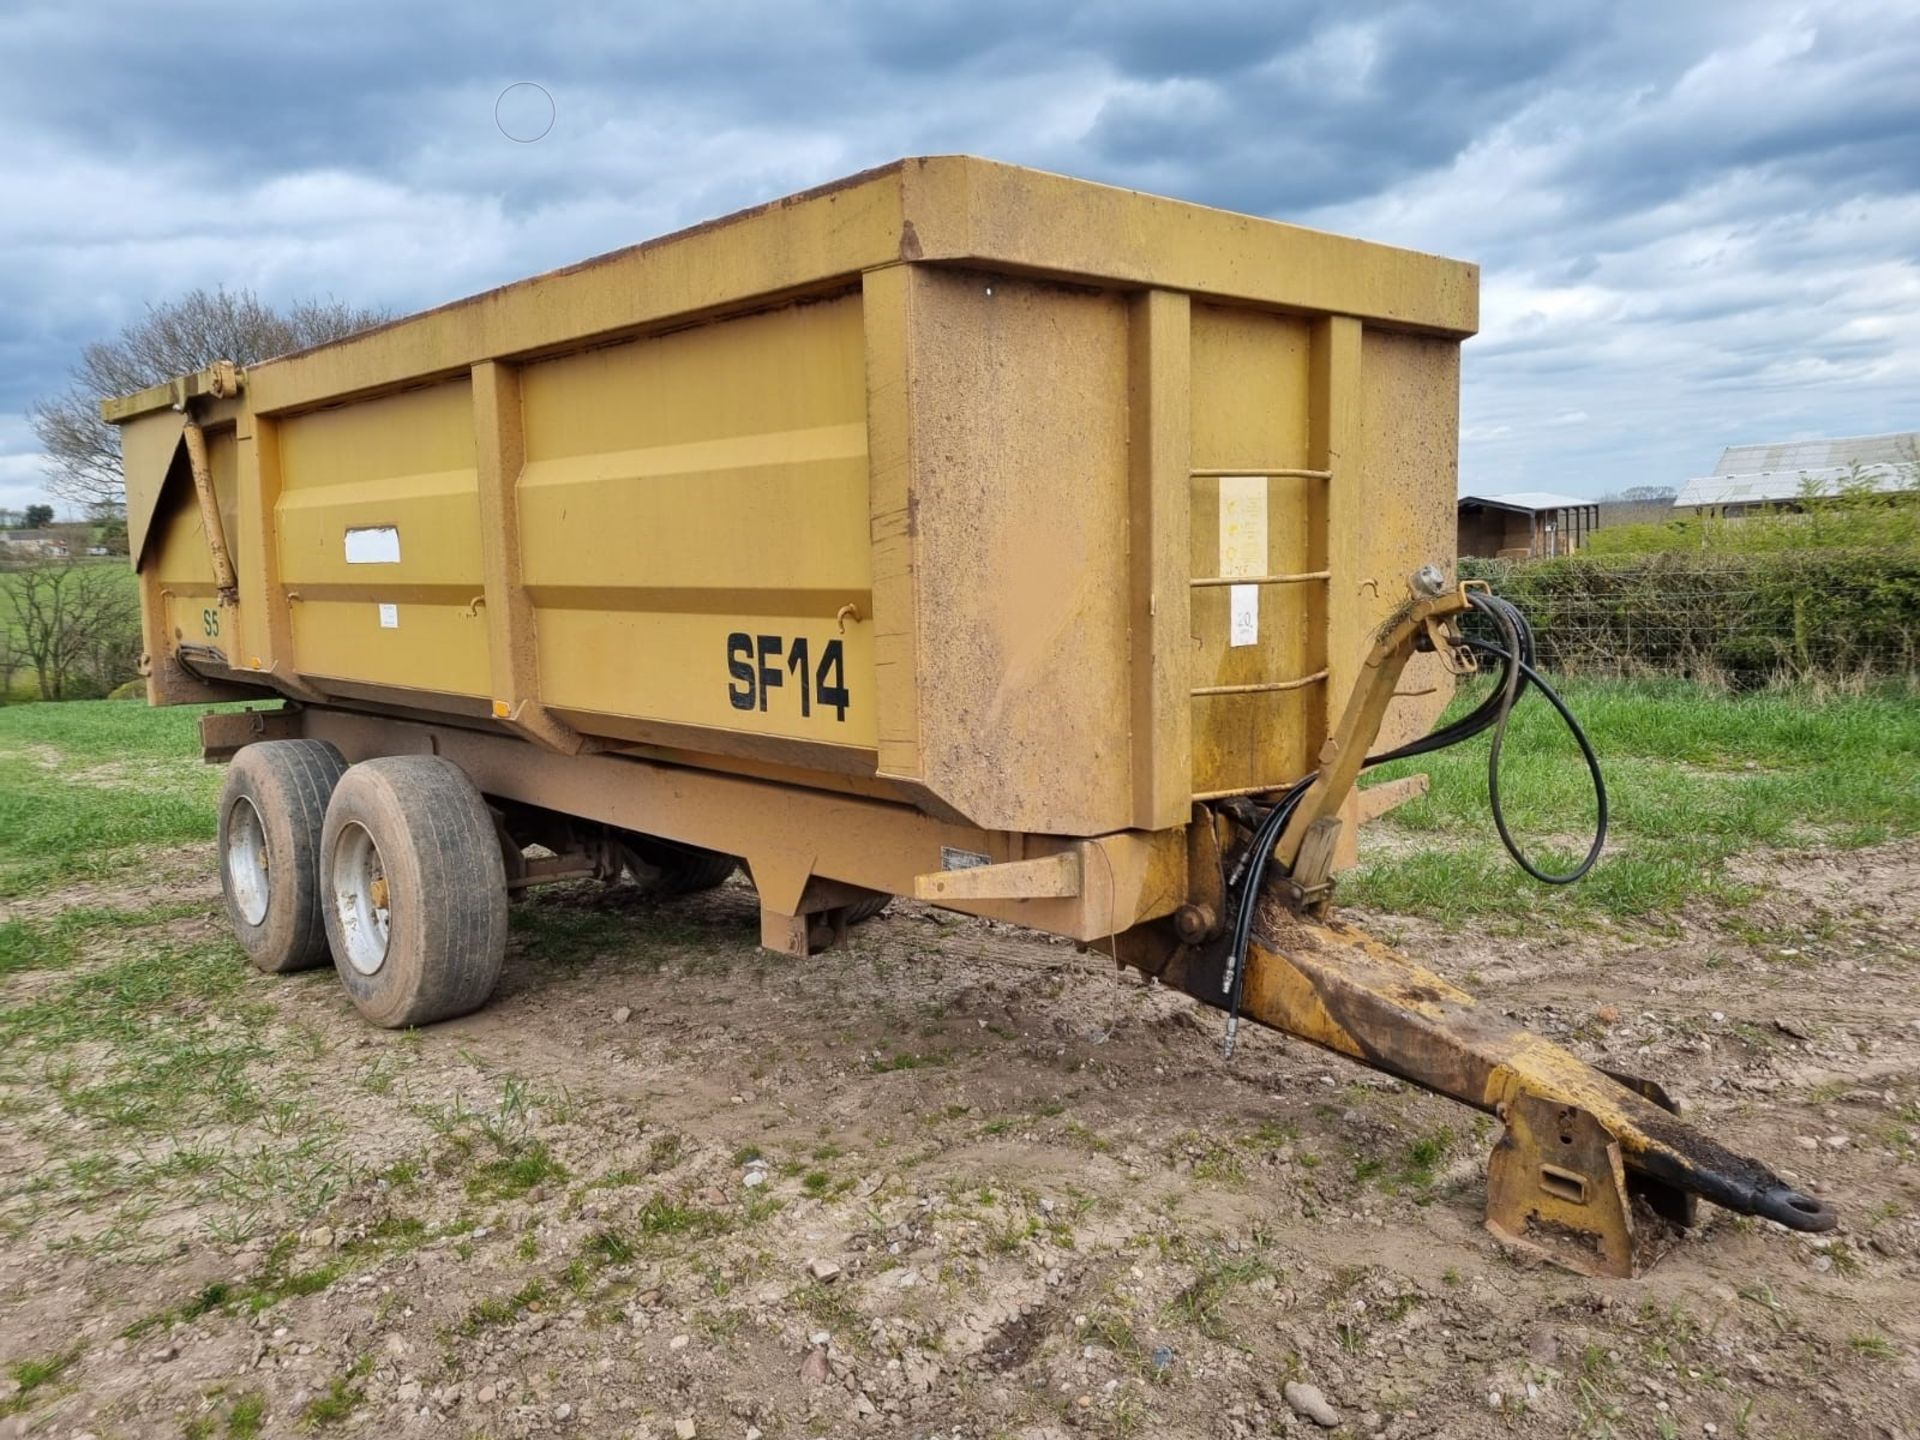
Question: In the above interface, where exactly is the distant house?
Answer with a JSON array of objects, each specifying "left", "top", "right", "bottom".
[
  {"left": 0, "top": 531, "right": 70, "bottom": 559},
  {"left": 1676, "top": 432, "right": 1919, "bottom": 516},
  {"left": 1457, "top": 492, "right": 1601, "bottom": 560}
]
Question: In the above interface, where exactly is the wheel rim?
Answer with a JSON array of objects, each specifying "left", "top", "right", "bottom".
[
  {"left": 225, "top": 797, "right": 271, "bottom": 927},
  {"left": 332, "top": 822, "right": 392, "bottom": 976}
]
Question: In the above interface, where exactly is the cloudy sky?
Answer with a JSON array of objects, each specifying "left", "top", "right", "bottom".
[{"left": 5, "top": 0, "right": 1917, "bottom": 514}]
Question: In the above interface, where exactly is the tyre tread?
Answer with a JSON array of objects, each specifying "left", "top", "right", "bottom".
[
  {"left": 218, "top": 739, "right": 349, "bottom": 973},
  {"left": 321, "top": 756, "right": 508, "bottom": 1029}
]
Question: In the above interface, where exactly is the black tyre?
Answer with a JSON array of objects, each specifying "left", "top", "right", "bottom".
[
  {"left": 620, "top": 834, "right": 739, "bottom": 896},
  {"left": 218, "top": 739, "right": 349, "bottom": 974},
  {"left": 319, "top": 757, "right": 508, "bottom": 1028}
]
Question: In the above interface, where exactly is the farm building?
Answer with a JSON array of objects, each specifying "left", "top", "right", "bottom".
[
  {"left": 0, "top": 531, "right": 71, "bottom": 560},
  {"left": 1676, "top": 431, "right": 1919, "bottom": 516},
  {"left": 1456, "top": 492, "right": 1601, "bottom": 559}
]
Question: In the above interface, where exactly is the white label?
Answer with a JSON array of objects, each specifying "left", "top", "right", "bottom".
[
  {"left": 1229, "top": 583, "right": 1259, "bottom": 647},
  {"left": 378, "top": 603, "right": 399, "bottom": 629},
  {"left": 1218, "top": 475, "right": 1268, "bottom": 579},
  {"left": 345, "top": 526, "right": 401, "bottom": 564},
  {"left": 1220, "top": 476, "right": 1266, "bottom": 648},
  {"left": 940, "top": 846, "right": 992, "bottom": 871}
]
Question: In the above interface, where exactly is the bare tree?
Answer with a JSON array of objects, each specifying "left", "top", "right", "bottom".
[
  {"left": 4, "top": 561, "right": 143, "bottom": 700},
  {"left": 28, "top": 289, "right": 390, "bottom": 509}
]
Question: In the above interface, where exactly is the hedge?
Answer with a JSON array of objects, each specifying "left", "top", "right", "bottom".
[{"left": 1459, "top": 549, "right": 1920, "bottom": 686}]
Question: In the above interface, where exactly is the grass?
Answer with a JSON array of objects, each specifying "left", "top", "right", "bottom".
[
  {"left": 1391, "top": 1126, "right": 1455, "bottom": 1198},
  {"left": 1350, "top": 676, "right": 1920, "bottom": 924},
  {"left": 0, "top": 685, "right": 1906, "bottom": 1432},
  {"left": 300, "top": 1362, "right": 367, "bottom": 1428},
  {"left": 462, "top": 1279, "right": 549, "bottom": 1334},
  {"left": 125, "top": 1236, "right": 351, "bottom": 1341},
  {"left": 466, "top": 1140, "right": 568, "bottom": 1200},
  {"left": 0, "top": 1349, "right": 80, "bottom": 1416},
  {"left": 1163, "top": 1246, "right": 1275, "bottom": 1345},
  {"left": 0, "top": 710, "right": 391, "bottom": 1352},
  {"left": 1, "top": 918, "right": 275, "bottom": 1146},
  {"left": 0, "top": 900, "right": 206, "bottom": 978},
  {"left": 227, "top": 1392, "right": 267, "bottom": 1437},
  {"left": 0, "top": 696, "right": 243, "bottom": 896},
  {"left": 635, "top": 1193, "right": 734, "bottom": 1240},
  {"left": 868, "top": 1050, "right": 947, "bottom": 1072},
  {"left": 585, "top": 1228, "right": 637, "bottom": 1265},
  {"left": 0, "top": 703, "right": 743, "bottom": 1411}
]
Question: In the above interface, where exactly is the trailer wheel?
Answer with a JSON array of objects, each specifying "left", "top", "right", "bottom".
[
  {"left": 843, "top": 895, "right": 891, "bottom": 925},
  {"left": 619, "top": 834, "right": 739, "bottom": 895},
  {"left": 320, "top": 757, "right": 508, "bottom": 1028},
  {"left": 218, "top": 739, "right": 349, "bottom": 974}
]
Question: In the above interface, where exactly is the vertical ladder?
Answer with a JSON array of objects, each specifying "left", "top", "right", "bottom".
[
  {"left": 1127, "top": 300, "right": 1361, "bottom": 834},
  {"left": 1186, "top": 460, "right": 1336, "bottom": 801}
]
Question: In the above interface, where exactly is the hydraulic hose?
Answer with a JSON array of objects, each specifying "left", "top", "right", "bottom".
[
  {"left": 1215, "top": 589, "right": 1608, "bottom": 1054},
  {"left": 1461, "top": 637, "right": 1608, "bottom": 884}
]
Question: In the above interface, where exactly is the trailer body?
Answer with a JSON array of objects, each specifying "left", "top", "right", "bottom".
[{"left": 110, "top": 156, "right": 1474, "bottom": 943}]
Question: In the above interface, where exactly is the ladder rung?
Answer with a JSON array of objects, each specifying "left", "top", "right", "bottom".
[
  {"left": 1192, "top": 670, "right": 1328, "bottom": 698},
  {"left": 1190, "top": 467, "right": 1331, "bottom": 480},
  {"left": 1191, "top": 571, "right": 1330, "bottom": 588}
]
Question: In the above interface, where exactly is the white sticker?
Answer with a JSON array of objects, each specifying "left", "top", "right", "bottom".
[
  {"left": 378, "top": 603, "right": 399, "bottom": 629},
  {"left": 940, "top": 846, "right": 992, "bottom": 871},
  {"left": 1218, "top": 475, "right": 1268, "bottom": 580},
  {"left": 1229, "top": 583, "right": 1259, "bottom": 647},
  {"left": 1220, "top": 475, "right": 1266, "bottom": 648},
  {"left": 345, "top": 526, "right": 401, "bottom": 564}
]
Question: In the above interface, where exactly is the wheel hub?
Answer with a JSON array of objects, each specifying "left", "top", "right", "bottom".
[
  {"left": 225, "top": 796, "right": 271, "bottom": 927},
  {"left": 332, "top": 821, "right": 392, "bottom": 976}
]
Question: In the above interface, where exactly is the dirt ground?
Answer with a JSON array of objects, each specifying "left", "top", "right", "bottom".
[{"left": 2, "top": 839, "right": 1917, "bottom": 1440}]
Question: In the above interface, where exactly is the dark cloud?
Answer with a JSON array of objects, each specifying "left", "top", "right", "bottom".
[{"left": 3, "top": 0, "right": 1918, "bottom": 509}]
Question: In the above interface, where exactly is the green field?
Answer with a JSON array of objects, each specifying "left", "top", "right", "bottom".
[
  {"left": 0, "top": 700, "right": 229, "bottom": 897},
  {"left": 1351, "top": 675, "right": 1920, "bottom": 924}
]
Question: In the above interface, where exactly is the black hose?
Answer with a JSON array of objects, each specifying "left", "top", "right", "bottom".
[
  {"left": 1219, "top": 776, "right": 1312, "bottom": 1053},
  {"left": 1461, "top": 637, "right": 1608, "bottom": 884},
  {"left": 1213, "top": 589, "right": 1607, "bottom": 1054}
]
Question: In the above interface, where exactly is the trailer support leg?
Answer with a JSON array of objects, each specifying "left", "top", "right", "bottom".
[
  {"left": 760, "top": 905, "right": 848, "bottom": 957},
  {"left": 1486, "top": 1093, "right": 1641, "bottom": 1277},
  {"left": 755, "top": 875, "right": 886, "bottom": 957}
]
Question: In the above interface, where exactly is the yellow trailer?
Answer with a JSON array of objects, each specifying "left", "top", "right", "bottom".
[{"left": 108, "top": 157, "right": 1832, "bottom": 1274}]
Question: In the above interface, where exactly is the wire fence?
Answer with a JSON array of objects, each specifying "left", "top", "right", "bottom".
[{"left": 1460, "top": 550, "right": 1920, "bottom": 687}]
